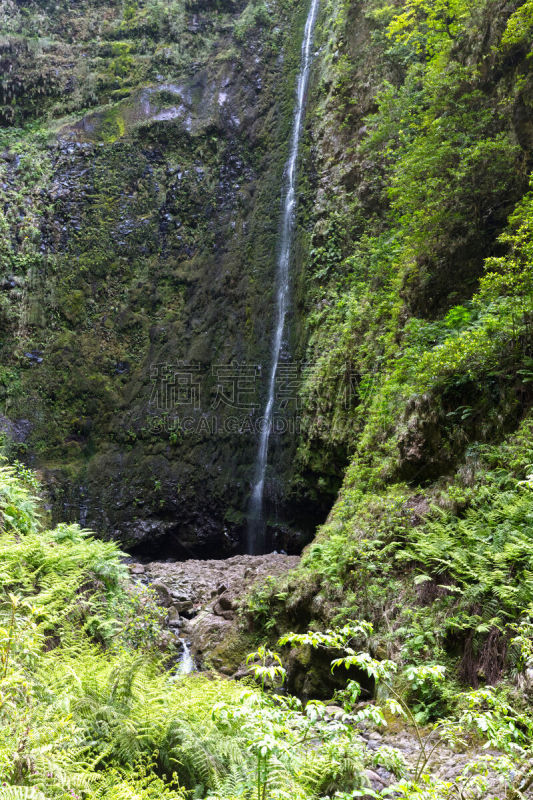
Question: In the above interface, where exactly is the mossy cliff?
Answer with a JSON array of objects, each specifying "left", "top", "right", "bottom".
[
  {"left": 251, "top": 0, "right": 533, "bottom": 693},
  {"left": 289, "top": 0, "right": 532, "bottom": 499},
  {"left": 2, "top": 0, "right": 533, "bottom": 594},
  {"left": 0, "top": 0, "right": 326, "bottom": 555}
]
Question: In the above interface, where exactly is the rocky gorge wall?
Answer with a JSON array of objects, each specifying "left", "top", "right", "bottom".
[
  {"left": 0, "top": 0, "right": 338, "bottom": 556},
  {"left": 289, "top": 0, "right": 533, "bottom": 498},
  {"left": 4, "top": 0, "right": 531, "bottom": 569},
  {"left": 249, "top": 0, "right": 533, "bottom": 696}
]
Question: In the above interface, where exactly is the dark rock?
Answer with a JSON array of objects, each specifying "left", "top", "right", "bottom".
[
  {"left": 213, "top": 602, "right": 234, "bottom": 620},
  {"left": 0, "top": 417, "right": 31, "bottom": 444},
  {"left": 1, "top": 276, "right": 19, "bottom": 290},
  {"left": 172, "top": 599, "right": 194, "bottom": 613},
  {"left": 364, "top": 769, "right": 385, "bottom": 790},
  {"left": 167, "top": 609, "right": 181, "bottom": 627},
  {"left": 216, "top": 593, "right": 233, "bottom": 611},
  {"left": 115, "top": 361, "right": 130, "bottom": 375}
]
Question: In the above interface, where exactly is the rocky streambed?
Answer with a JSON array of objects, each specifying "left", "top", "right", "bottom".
[{"left": 128, "top": 553, "right": 300, "bottom": 671}]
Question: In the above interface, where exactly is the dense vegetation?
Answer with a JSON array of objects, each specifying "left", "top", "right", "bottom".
[
  {"left": 264, "top": 0, "right": 533, "bottom": 703},
  {"left": 1, "top": 464, "right": 533, "bottom": 799},
  {"left": 1, "top": 0, "right": 533, "bottom": 797},
  {"left": 249, "top": 0, "right": 533, "bottom": 789},
  {"left": 0, "top": 465, "right": 368, "bottom": 800}
]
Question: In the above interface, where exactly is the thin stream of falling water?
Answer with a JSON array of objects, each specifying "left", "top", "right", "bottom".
[
  {"left": 247, "top": 0, "right": 320, "bottom": 555},
  {"left": 177, "top": 639, "right": 194, "bottom": 675}
]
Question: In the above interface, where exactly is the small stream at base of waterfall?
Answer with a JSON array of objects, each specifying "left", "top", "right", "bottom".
[{"left": 177, "top": 638, "right": 195, "bottom": 675}]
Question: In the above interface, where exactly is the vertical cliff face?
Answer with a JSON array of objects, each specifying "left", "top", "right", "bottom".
[
  {"left": 4, "top": 0, "right": 531, "bottom": 561},
  {"left": 0, "top": 0, "right": 330, "bottom": 556},
  {"left": 289, "top": 0, "right": 533, "bottom": 501},
  {"left": 253, "top": 0, "right": 533, "bottom": 695}
]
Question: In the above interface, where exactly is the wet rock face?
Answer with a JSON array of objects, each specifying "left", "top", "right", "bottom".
[
  {"left": 129, "top": 553, "right": 300, "bottom": 666},
  {"left": 0, "top": 0, "right": 326, "bottom": 554}
]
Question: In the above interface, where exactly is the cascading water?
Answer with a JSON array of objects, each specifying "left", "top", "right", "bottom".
[
  {"left": 247, "top": 0, "right": 320, "bottom": 555},
  {"left": 177, "top": 639, "right": 194, "bottom": 675}
]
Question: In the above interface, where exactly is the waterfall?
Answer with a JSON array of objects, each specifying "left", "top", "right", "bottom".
[{"left": 247, "top": 0, "right": 320, "bottom": 555}]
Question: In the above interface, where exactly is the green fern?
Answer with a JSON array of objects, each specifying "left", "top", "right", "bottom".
[{"left": 0, "top": 789, "right": 46, "bottom": 800}]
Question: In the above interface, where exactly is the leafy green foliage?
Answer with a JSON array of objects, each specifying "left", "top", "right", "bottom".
[
  {"left": 246, "top": 646, "right": 286, "bottom": 691},
  {"left": 1, "top": 462, "right": 532, "bottom": 799},
  {"left": 0, "top": 467, "right": 407, "bottom": 800},
  {"left": 397, "top": 478, "right": 533, "bottom": 631},
  {"left": 296, "top": 0, "right": 532, "bottom": 501},
  {"left": 278, "top": 621, "right": 533, "bottom": 796},
  {"left": 386, "top": 0, "right": 475, "bottom": 58},
  {"left": 283, "top": 2, "right": 533, "bottom": 743},
  {"left": 501, "top": 0, "right": 533, "bottom": 47},
  {"left": 234, "top": 0, "right": 270, "bottom": 41}
]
